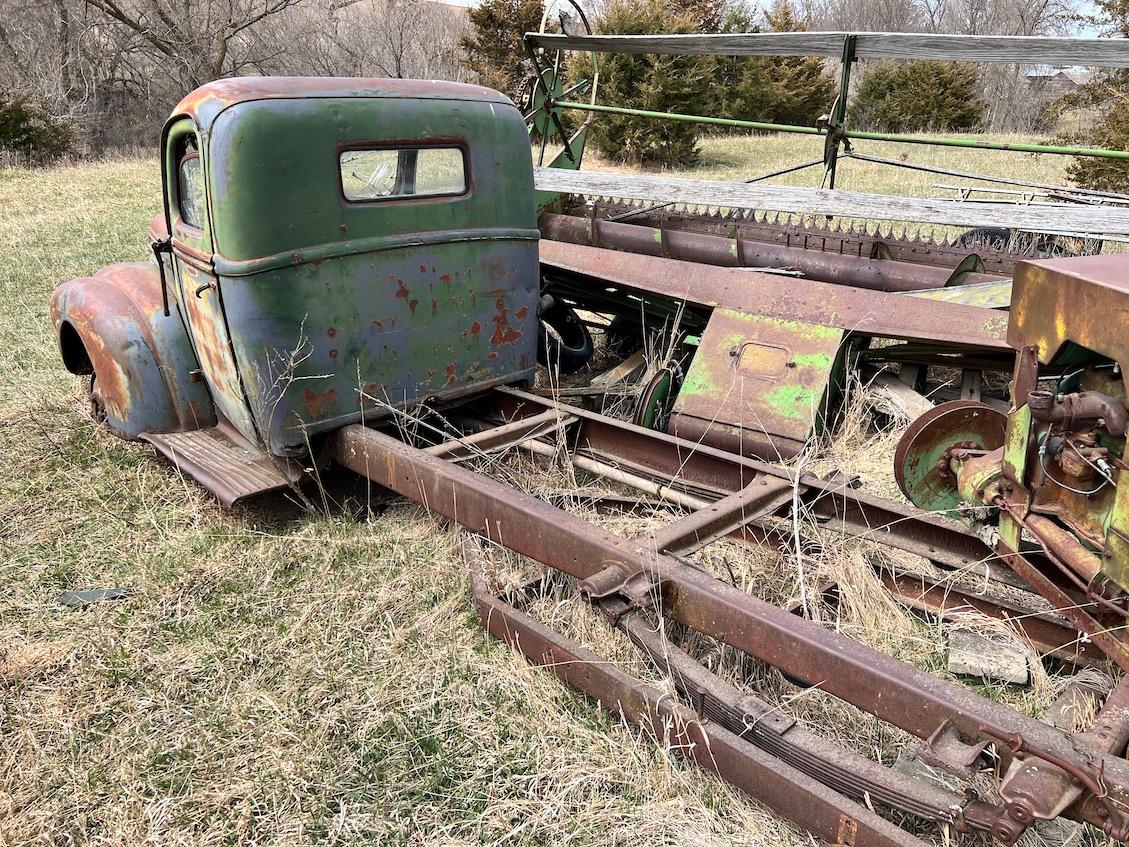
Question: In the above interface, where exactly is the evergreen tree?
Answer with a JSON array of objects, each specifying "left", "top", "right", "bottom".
[
  {"left": 460, "top": 0, "right": 546, "bottom": 99},
  {"left": 710, "top": 1, "right": 836, "bottom": 130},
  {"left": 848, "top": 61, "right": 984, "bottom": 133},
  {"left": 586, "top": 0, "right": 712, "bottom": 167}
]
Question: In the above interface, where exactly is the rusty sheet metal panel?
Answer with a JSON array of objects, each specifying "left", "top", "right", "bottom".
[
  {"left": 177, "top": 258, "right": 260, "bottom": 442},
  {"left": 907, "top": 279, "right": 1013, "bottom": 309},
  {"left": 223, "top": 242, "right": 538, "bottom": 453},
  {"left": 1009, "top": 255, "right": 1129, "bottom": 370},
  {"left": 51, "top": 263, "right": 216, "bottom": 439},
  {"left": 540, "top": 241, "right": 1011, "bottom": 351},
  {"left": 670, "top": 309, "right": 848, "bottom": 460}
]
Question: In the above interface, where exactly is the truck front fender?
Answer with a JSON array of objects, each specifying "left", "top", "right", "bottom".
[{"left": 51, "top": 262, "right": 216, "bottom": 439}]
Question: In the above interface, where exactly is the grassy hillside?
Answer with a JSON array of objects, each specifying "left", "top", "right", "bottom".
[{"left": 0, "top": 140, "right": 1090, "bottom": 846}]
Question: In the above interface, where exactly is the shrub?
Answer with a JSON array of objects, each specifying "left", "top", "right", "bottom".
[
  {"left": 585, "top": 0, "right": 711, "bottom": 167},
  {"left": 0, "top": 95, "right": 75, "bottom": 164},
  {"left": 1059, "top": 90, "right": 1129, "bottom": 192},
  {"left": 849, "top": 61, "right": 984, "bottom": 133}
]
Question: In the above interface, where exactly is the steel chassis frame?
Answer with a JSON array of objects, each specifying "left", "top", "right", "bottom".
[{"left": 329, "top": 386, "right": 1129, "bottom": 845}]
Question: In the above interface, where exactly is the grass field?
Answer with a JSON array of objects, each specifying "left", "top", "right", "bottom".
[
  {"left": 0, "top": 138, "right": 1098, "bottom": 846},
  {"left": 588, "top": 131, "right": 1072, "bottom": 192}
]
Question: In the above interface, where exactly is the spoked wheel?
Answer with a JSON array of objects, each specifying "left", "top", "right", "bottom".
[{"left": 519, "top": 0, "right": 599, "bottom": 168}]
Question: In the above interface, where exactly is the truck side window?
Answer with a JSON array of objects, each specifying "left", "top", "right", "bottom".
[
  {"left": 340, "top": 147, "right": 466, "bottom": 201},
  {"left": 178, "top": 145, "right": 204, "bottom": 229}
]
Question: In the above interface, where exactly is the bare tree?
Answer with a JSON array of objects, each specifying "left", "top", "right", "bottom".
[
  {"left": 809, "top": 0, "right": 1082, "bottom": 131},
  {"left": 79, "top": 0, "right": 305, "bottom": 87},
  {"left": 259, "top": 0, "right": 469, "bottom": 81}
]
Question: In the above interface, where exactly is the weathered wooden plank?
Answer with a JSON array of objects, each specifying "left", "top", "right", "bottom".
[
  {"left": 534, "top": 167, "right": 1129, "bottom": 234},
  {"left": 529, "top": 31, "right": 1129, "bottom": 68}
]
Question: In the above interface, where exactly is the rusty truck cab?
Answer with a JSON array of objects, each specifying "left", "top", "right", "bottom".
[{"left": 52, "top": 78, "right": 539, "bottom": 503}]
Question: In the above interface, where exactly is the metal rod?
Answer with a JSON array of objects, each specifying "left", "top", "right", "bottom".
[
  {"left": 555, "top": 100, "right": 1129, "bottom": 160},
  {"left": 558, "top": 99, "right": 823, "bottom": 135},
  {"left": 540, "top": 212, "right": 1005, "bottom": 291},
  {"left": 845, "top": 150, "right": 1129, "bottom": 202}
]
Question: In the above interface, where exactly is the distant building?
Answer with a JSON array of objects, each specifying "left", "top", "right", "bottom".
[{"left": 1025, "top": 66, "right": 1091, "bottom": 99}]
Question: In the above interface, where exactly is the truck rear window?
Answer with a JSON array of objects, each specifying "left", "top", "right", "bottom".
[{"left": 340, "top": 147, "right": 466, "bottom": 202}]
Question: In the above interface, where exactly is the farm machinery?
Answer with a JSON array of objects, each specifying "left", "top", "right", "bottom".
[{"left": 47, "top": 28, "right": 1129, "bottom": 847}]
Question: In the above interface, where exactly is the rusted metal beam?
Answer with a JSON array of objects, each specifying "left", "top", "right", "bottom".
[
  {"left": 540, "top": 240, "right": 1011, "bottom": 352},
  {"left": 644, "top": 476, "right": 796, "bottom": 555},
  {"left": 874, "top": 560, "right": 1106, "bottom": 666},
  {"left": 424, "top": 408, "right": 576, "bottom": 461},
  {"left": 467, "top": 544, "right": 934, "bottom": 847},
  {"left": 491, "top": 387, "right": 993, "bottom": 569},
  {"left": 540, "top": 212, "right": 1003, "bottom": 292},
  {"left": 328, "top": 417, "right": 1129, "bottom": 831}
]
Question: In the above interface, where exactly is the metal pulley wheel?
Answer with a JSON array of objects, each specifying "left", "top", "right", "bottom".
[
  {"left": 893, "top": 399, "right": 1007, "bottom": 513},
  {"left": 633, "top": 364, "right": 682, "bottom": 431}
]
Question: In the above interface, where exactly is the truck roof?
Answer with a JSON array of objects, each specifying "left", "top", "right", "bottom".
[{"left": 174, "top": 77, "right": 514, "bottom": 131}]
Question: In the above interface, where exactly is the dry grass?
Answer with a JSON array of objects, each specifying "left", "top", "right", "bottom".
[
  {"left": 0, "top": 149, "right": 1107, "bottom": 847},
  {"left": 582, "top": 131, "right": 1072, "bottom": 192}
]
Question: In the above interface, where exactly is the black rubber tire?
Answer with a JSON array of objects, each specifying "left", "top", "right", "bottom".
[{"left": 538, "top": 302, "right": 594, "bottom": 375}]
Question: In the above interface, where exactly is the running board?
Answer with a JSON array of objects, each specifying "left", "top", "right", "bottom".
[{"left": 141, "top": 428, "right": 302, "bottom": 506}]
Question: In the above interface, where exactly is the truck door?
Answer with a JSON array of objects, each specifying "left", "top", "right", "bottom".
[{"left": 165, "top": 119, "right": 259, "bottom": 443}]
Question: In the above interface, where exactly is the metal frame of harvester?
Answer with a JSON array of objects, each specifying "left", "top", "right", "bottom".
[
  {"left": 523, "top": 23, "right": 1129, "bottom": 293},
  {"left": 395, "top": 24, "right": 1129, "bottom": 846}
]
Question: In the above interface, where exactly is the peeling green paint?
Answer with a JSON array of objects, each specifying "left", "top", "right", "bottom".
[
  {"left": 765, "top": 384, "right": 819, "bottom": 419},
  {"left": 669, "top": 306, "right": 848, "bottom": 460}
]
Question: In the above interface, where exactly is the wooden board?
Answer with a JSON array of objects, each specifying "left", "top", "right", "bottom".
[
  {"left": 529, "top": 31, "right": 1129, "bottom": 68},
  {"left": 533, "top": 167, "right": 1129, "bottom": 234}
]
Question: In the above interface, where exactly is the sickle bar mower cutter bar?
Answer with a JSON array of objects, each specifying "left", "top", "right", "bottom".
[{"left": 330, "top": 386, "right": 1129, "bottom": 845}]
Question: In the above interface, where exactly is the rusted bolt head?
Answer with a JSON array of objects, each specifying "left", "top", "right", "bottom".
[
  {"left": 993, "top": 822, "right": 1018, "bottom": 843},
  {"left": 1009, "top": 803, "right": 1033, "bottom": 825}
]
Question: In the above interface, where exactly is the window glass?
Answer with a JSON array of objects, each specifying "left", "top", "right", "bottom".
[
  {"left": 340, "top": 147, "right": 466, "bottom": 201},
  {"left": 178, "top": 152, "right": 204, "bottom": 229}
]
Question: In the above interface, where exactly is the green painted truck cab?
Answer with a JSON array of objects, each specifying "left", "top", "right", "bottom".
[{"left": 53, "top": 78, "right": 540, "bottom": 499}]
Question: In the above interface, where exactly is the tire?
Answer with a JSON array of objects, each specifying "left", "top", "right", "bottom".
[
  {"left": 538, "top": 301, "right": 594, "bottom": 375},
  {"left": 957, "top": 226, "right": 1012, "bottom": 251}
]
